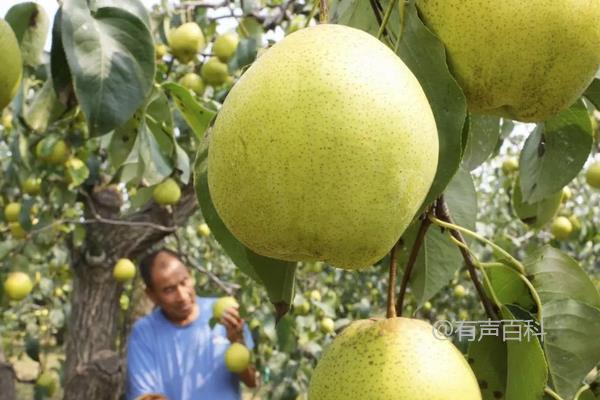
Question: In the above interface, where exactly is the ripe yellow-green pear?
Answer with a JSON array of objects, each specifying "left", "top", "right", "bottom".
[
  {"left": 4, "top": 202, "right": 21, "bottom": 222},
  {"left": 2, "top": 111, "right": 13, "bottom": 129},
  {"left": 206, "top": 24, "right": 438, "bottom": 269},
  {"left": 35, "top": 371, "right": 58, "bottom": 396},
  {"left": 319, "top": 317, "right": 335, "bottom": 334},
  {"left": 561, "top": 186, "right": 572, "bottom": 203},
  {"left": 309, "top": 290, "right": 321, "bottom": 302},
  {"left": 153, "top": 178, "right": 181, "bottom": 205},
  {"left": 586, "top": 162, "right": 600, "bottom": 189},
  {"left": 155, "top": 43, "right": 168, "bottom": 59},
  {"left": 213, "top": 32, "right": 239, "bottom": 62},
  {"left": 197, "top": 222, "right": 211, "bottom": 237},
  {"left": 113, "top": 258, "right": 136, "bottom": 282},
  {"left": 9, "top": 222, "right": 27, "bottom": 239},
  {"left": 201, "top": 57, "right": 229, "bottom": 86},
  {"left": 568, "top": 215, "right": 581, "bottom": 232},
  {"left": 224, "top": 343, "right": 251, "bottom": 373},
  {"left": 22, "top": 176, "right": 41, "bottom": 195},
  {"left": 36, "top": 139, "right": 70, "bottom": 164},
  {"left": 501, "top": 158, "right": 518, "bottom": 175},
  {"left": 416, "top": 0, "right": 600, "bottom": 122},
  {"left": 453, "top": 284, "right": 467, "bottom": 299},
  {"left": 3, "top": 271, "right": 33, "bottom": 301},
  {"left": 422, "top": 301, "right": 432, "bottom": 312},
  {"left": 295, "top": 300, "right": 311, "bottom": 316},
  {"left": 169, "top": 22, "right": 205, "bottom": 63},
  {"left": 179, "top": 73, "right": 205, "bottom": 96},
  {"left": 512, "top": 177, "right": 562, "bottom": 229},
  {"left": 0, "top": 19, "right": 22, "bottom": 110},
  {"left": 550, "top": 216, "right": 573, "bottom": 240},
  {"left": 212, "top": 296, "right": 239, "bottom": 320},
  {"left": 309, "top": 318, "right": 481, "bottom": 400}
]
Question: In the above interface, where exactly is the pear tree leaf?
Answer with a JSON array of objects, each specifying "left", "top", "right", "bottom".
[
  {"left": 5, "top": 2, "right": 49, "bottom": 67},
  {"left": 61, "top": 0, "right": 155, "bottom": 136},
  {"left": 576, "top": 389, "right": 597, "bottom": 400},
  {"left": 193, "top": 143, "right": 296, "bottom": 310},
  {"left": 174, "top": 141, "right": 191, "bottom": 184},
  {"left": 462, "top": 114, "right": 501, "bottom": 171},
  {"left": 500, "top": 306, "right": 548, "bottom": 400},
  {"left": 542, "top": 299, "right": 600, "bottom": 400},
  {"left": 227, "top": 38, "right": 258, "bottom": 72},
  {"left": 25, "top": 335, "right": 40, "bottom": 362},
  {"left": 50, "top": 9, "right": 73, "bottom": 104},
  {"left": 524, "top": 246, "right": 600, "bottom": 309},
  {"left": 109, "top": 109, "right": 143, "bottom": 170},
  {"left": 163, "top": 82, "right": 217, "bottom": 141},
  {"left": 398, "top": 168, "right": 476, "bottom": 305},
  {"left": 95, "top": 0, "right": 151, "bottom": 28},
  {"left": 583, "top": 79, "right": 600, "bottom": 109},
  {"left": 23, "top": 78, "right": 66, "bottom": 133},
  {"left": 519, "top": 100, "right": 593, "bottom": 203},
  {"left": 468, "top": 335, "right": 507, "bottom": 400},
  {"left": 484, "top": 263, "right": 535, "bottom": 311},
  {"left": 138, "top": 123, "right": 173, "bottom": 185}
]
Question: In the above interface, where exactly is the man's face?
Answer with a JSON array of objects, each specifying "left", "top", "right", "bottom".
[{"left": 145, "top": 251, "right": 196, "bottom": 323}]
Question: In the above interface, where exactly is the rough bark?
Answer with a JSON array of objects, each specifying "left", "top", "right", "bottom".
[
  {"left": 62, "top": 184, "right": 197, "bottom": 400},
  {"left": 0, "top": 347, "right": 16, "bottom": 400}
]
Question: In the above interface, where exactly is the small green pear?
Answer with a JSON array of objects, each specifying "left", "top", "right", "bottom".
[
  {"left": 224, "top": 342, "right": 251, "bottom": 373},
  {"left": 169, "top": 22, "right": 205, "bottom": 63},
  {"left": 550, "top": 216, "right": 573, "bottom": 240},
  {"left": 319, "top": 317, "right": 335, "bottom": 334},
  {"left": 213, "top": 32, "right": 239, "bottom": 62},
  {"left": 212, "top": 296, "right": 239, "bottom": 320},
  {"left": 153, "top": 178, "right": 181, "bottom": 205},
  {"left": 4, "top": 202, "right": 21, "bottom": 222},
  {"left": 501, "top": 158, "right": 518, "bottom": 175},
  {"left": 308, "top": 318, "right": 481, "bottom": 399},
  {"left": 3, "top": 271, "right": 33, "bottom": 301},
  {"left": 113, "top": 258, "right": 136, "bottom": 282},
  {"left": 586, "top": 162, "right": 600, "bottom": 189},
  {"left": 201, "top": 57, "right": 229, "bottom": 86},
  {"left": 179, "top": 72, "right": 205, "bottom": 96}
]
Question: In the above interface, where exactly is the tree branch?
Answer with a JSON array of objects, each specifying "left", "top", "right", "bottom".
[
  {"left": 396, "top": 212, "right": 431, "bottom": 316},
  {"left": 435, "top": 196, "right": 499, "bottom": 320}
]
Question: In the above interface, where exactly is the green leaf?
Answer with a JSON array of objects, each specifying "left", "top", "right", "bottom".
[
  {"left": 61, "top": 0, "right": 155, "bottom": 136},
  {"left": 163, "top": 82, "right": 217, "bottom": 140},
  {"left": 399, "top": 168, "right": 476, "bottom": 305},
  {"left": 65, "top": 159, "right": 90, "bottom": 188},
  {"left": 468, "top": 335, "right": 507, "bottom": 400},
  {"left": 5, "top": 2, "right": 49, "bottom": 67},
  {"left": 276, "top": 315, "right": 297, "bottom": 353},
  {"left": 109, "top": 109, "right": 143, "bottom": 169},
  {"left": 50, "top": 9, "right": 73, "bottom": 104},
  {"left": 543, "top": 299, "right": 600, "bottom": 400},
  {"left": 95, "top": 0, "right": 151, "bottom": 28},
  {"left": 25, "top": 335, "right": 40, "bottom": 362},
  {"left": 462, "top": 114, "right": 501, "bottom": 171},
  {"left": 138, "top": 123, "right": 173, "bottom": 185},
  {"left": 127, "top": 186, "right": 153, "bottom": 212},
  {"left": 525, "top": 246, "right": 600, "bottom": 309},
  {"left": 501, "top": 306, "right": 548, "bottom": 400},
  {"left": 193, "top": 145, "right": 296, "bottom": 308},
  {"left": 519, "top": 101, "right": 593, "bottom": 203},
  {"left": 23, "top": 78, "right": 66, "bottom": 133},
  {"left": 397, "top": 4, "right": 467, "bottom": 210},
  {"left": 228, "top": 38, "right": 258, "bottom": 72},
  {"left": 583, "top": 79, "right": 600, "bottom": 110},
  {"left": 576, "top": 389, "right": 597, "bottom": 400},
  {"left": 174, "top": 141, "right": 191, "bottom": 184},
  {"left": 484, "top": 264, "right": 535, "bottom": 311},
  {"left": 512, "top": 177, "right": 562, "bottom": 229}
]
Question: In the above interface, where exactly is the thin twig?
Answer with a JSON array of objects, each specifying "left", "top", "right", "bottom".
[
  {"left": 396, "top": 213, "right": 431, "bottom": 316},
  {"left": 435, "top": 197, "right": 499, "bottom": 320},
  {"left": 377, "top": 0, "right": 398, "bottom": 40},
  {"left": 544, "top": 387, "right": 565, "bottom": 400},
  {"left": 386, "top": 240, "right": 399, "bottom": 318},
  {"left": 319, "top": 0, "right": 328, "bottom": 23}
]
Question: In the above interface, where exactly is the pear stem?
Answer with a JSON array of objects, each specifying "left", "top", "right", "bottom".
[
  {"left": 319, "top": 0, "right": 328, "bottom": 23},
  {"left": 386, "top": 240, "right": 400, "bottom": 318},
  {"left": 544, "top": 387, "right": 565, "bottom": 400},
  {"left": 434, "top": 197, "right": 499, "bottom": 320},
  {"left": 377, "top": 0, "right": 398, "bottom": 40},
  {"left": 396, "top": 213, "right": 431, "bottom": 316}
]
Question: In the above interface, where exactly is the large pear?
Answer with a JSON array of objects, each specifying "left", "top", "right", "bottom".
[
  {"left": 416, "top": 0, "right": 600, "bottom": 122},
  {"left": 308, "top": 318, "right": 481, "bottom": 400},
  {"left": 207, "top": 24, "right": 438, "bottom": 269},
  {"left": 0, "top": 19, "right": 22, "bottom": 110}
]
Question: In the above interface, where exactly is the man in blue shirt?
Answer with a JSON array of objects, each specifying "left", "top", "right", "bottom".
[{"left": 126, "top": 248, "right": 257, "bottom": 400}]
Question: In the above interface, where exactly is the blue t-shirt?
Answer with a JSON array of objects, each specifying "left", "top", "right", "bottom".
[{"left": 126, "top": 296, "right": 254, "bottom": 400}]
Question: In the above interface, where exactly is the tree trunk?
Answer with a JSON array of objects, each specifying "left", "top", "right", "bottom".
[
  {"left": 62, "top": 184, "right": 197, "bottom": 400},
  {"left": 0, "top": 347, "right": 16, "bottom": 400}
]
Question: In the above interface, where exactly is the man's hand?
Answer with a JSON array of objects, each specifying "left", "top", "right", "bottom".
[{"left": 220, "top": 307, "right": 244, "bottom": 344}]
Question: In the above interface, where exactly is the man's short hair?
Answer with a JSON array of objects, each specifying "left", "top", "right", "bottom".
[{"left": 139, "top": 248, "right": 185, "bottom": 289}]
